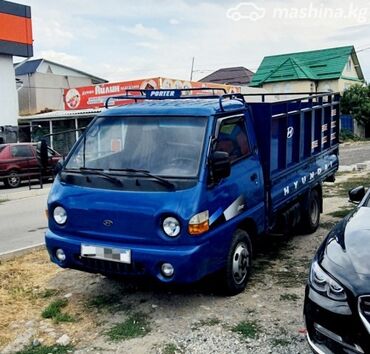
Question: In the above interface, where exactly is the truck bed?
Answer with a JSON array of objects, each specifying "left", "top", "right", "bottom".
[{"left": 247, "top": 93, "right": 340, "bottom": 213}]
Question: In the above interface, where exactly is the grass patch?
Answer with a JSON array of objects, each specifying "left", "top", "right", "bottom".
[
  {"left": 192, "top": 317, "right": 220, "bottom": 330},
  {"left": 0, "top": 198, "right": 8, "bottom": 204},
  {"left": 280, "top": 293, "right": 299, "bottom": 301},
  {"left": 329, "top": 173, "right": 370, "bottom": 197},
  {"left": 41, "top": 298, "right": 75, "bottom": 323},
  {"left": 272, "top": 338, "right": 291, "bottom": 347},
  {"left": 162, "top": 343, "right": 183, "bottom": 354},
  {"left": 15, "top": 344, "right": 74, "bottom": 354},
  {"left": 232, "top": 320, "right": 259, "bottom": 339},
  {"left": 328, "top": 207, "right": 354, "bottom": 219},
  {"left": 106, "top": 312, "right": 151, "bottom": 341},
  {"left": 86, "top": 293, "right": 119, "bottom": 309},
  {"left": 86, "top": 293, "right": 132, "bottom": 313}
]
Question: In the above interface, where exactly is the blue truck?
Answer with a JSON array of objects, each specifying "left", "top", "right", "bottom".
[{"left": 45, "top": 89, "right": 339, "bottom": 295}]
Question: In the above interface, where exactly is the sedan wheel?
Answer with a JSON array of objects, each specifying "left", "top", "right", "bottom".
[{"left": 5, "top": 171, "right": 21, "bottom": 188}]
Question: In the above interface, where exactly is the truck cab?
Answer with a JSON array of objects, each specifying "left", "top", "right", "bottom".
[{"left": 45, "top": 89, "right": 339, "bottom": 295}]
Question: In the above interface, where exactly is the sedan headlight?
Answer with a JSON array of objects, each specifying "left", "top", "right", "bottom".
[
  {"left": 53, "top": 206, "right": 67, "bottom": 225},
  {"left": 163, "top": 217, "right": 180, "bottom": 237},
  {"left": 310, "top": 261, "right": 346, "bottom": 301}
]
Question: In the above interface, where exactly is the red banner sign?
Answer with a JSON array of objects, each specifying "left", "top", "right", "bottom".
[{"left": 64, "top": 77, "right": 240, "bottom": 110}]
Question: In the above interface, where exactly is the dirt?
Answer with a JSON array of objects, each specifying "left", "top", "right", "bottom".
[{"left": 0, "top": 171, "right": 360, "bottom": 354}]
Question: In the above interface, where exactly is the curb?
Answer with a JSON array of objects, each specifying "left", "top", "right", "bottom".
[{"left": 0, "top": 243, "right": 45, "bottom": 262}]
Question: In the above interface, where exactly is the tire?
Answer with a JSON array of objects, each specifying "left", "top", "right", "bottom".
[
  {"left": 4, "top": 170, "right": 21, "bottom": 188},
  {"left": 301, "top": 189, "right": 320, "bottom": 234},
  {"left": 221, "top": 229, "right": 252, "bottom": 296}
]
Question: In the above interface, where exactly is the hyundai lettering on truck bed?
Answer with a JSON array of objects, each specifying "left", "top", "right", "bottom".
[{"left": 45, "top": 89, "right": 339, "bottom": 295}]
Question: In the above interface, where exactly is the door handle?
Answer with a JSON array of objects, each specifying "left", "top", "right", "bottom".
[{"left": 250, "top": 173, "right": 258, "bottom": 182}]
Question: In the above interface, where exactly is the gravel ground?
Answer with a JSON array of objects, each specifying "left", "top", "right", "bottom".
[{"left": 2, "top": 170, "right": 367, "bottom": 354}]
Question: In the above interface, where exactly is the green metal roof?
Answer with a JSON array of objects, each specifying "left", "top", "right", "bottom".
[{"left": 250, "top": 46, "right": 364, "bottom": 87}]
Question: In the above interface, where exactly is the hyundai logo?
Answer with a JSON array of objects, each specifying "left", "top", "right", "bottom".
[
  {"left": 103, "top": 219, "right": 113, "bottom": 227},
  {"left": 287, "top": 126, "right": 294, "bottom": 139}
]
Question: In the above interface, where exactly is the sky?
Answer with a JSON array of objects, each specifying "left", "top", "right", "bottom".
[{"left": 17, "top": 0, "right": 370, "bottom": 83}]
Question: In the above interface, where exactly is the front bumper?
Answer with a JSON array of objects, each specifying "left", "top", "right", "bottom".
[
  {"left": 304, "top": 286, "right": 370, "bottom": 354},
  {"left": 45, "top": 229, "right": 216, "bottom": 284}
]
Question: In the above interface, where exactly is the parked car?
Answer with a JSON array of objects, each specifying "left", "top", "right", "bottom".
[
  {"left": 304, "top": 186, "right": 370, "bottom": 354},
  {"left": 0, "top": 143, "right": 61, "bottom": 188}
]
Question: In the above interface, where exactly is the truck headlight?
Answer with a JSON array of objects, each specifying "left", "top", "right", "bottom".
[
  {"left": 53, "top": 206, "right": 67, "bottom": 225},
  {"left": 310, "top": 261, "right": 346, "bottom": 301},
  {"left": 163, "top": 217, "right": 180, "bottom": 237}
]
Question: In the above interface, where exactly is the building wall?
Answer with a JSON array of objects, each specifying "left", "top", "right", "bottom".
[
  {"left": 262, "top": 80, "right": 314, "bottom": 95},
  {"left": 17, "top": 72, "right": 98, "bottom": 115},
  {"left": 262, "top": 78, "right": 360, "bottom": 95},
  {"left": 17, "top": 73, "right": 37, "bottom": 115},
  {"left": 0, "top": 54, "right": 19, "bottom": 125},
  {"left": 316, "top": 80, "right": 339, "bottom": 92}
]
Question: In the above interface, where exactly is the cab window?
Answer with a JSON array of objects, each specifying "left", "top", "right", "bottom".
[{"left": 215, "top": 119, "right": 250, "bottom": 162}]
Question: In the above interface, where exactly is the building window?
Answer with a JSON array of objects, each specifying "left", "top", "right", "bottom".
[{"left": 346, "top": 58, "right": 352, "bottom": 72}]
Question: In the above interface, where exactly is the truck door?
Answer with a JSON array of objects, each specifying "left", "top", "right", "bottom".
[{"left": 209, "top": 115, "right": 264, "bottom": 227}]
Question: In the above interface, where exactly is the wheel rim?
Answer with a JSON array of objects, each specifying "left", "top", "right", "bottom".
[
  {"left": 310, "top": 198, "right": 319, "bottom": 225},
  {"left": 232, "top": 242, "right": 250, "bottom": 285},
  {"left": 8, "top": 173, "right": 20, "bottom": 187}
]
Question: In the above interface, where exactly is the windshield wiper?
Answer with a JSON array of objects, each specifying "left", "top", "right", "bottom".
[
  {"left": 108, "top": 168, "right": 175, "bottom": 189},
  {"left": 78, "top": 167, "right": 123, "bottom": 186}
]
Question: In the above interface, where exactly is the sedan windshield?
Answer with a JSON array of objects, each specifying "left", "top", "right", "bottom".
[{"left": 65, "top": 116, "right": 207, "bottom": 178}]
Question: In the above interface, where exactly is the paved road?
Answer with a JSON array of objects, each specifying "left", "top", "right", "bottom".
[
  {"left": 339, "top": 142, "right": 370, "bottom": 166},
  {"left": 0, "top": 194, "right": 48, "bottom": 254}
]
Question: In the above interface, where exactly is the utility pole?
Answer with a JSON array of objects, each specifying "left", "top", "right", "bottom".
[{"left": 190, "top": 57, "right": 195, "bottom": 81}]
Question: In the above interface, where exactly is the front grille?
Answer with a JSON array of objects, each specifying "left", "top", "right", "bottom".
[
  {"left": 358, "top": 296, "right": 370, "bottom": 335},
  {"left": 77, "top": 256, "right": 145, "bottom": 276}
]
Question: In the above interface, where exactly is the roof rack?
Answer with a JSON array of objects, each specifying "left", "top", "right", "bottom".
[
  {"left": 242, "top": 91, "right": 339, "bottom": 103},
  {"left": 104, "top": 88, "right": 246, "bottom": 113}
]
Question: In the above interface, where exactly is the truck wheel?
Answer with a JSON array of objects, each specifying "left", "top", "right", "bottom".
[
  {"left": 222, "top": 229, "right": 252, "bottom": 295},
  {"left": 4, "top": 170, "right": 21, "bottom": 188},
  {"left": 301, "top": 189, "right": 320, "bottom": 234}
]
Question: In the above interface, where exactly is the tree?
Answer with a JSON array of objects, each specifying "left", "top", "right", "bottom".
[{"left": 341, "top": 84, "right": 370, "bottom": 126}]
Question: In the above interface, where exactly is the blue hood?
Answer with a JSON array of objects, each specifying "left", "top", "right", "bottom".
[{"left": 48, "top": 176, "right": 204, "bottom": 246}]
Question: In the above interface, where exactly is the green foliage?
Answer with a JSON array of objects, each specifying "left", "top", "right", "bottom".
[
  {"left": 339, "top": 129, "right": 360, "bottom": 142},
  {"left": 341, "top": 84, "right": 370, "bottom": 125},
  {"left": 41, "top": 298, "right": 75, "bottom": 323},
  {"left": 15, "top": 344, "right": 73, "bottom": 354},
  {"left": 232, "top": 320, "right": 260, "bottom": 339},
  {"left": 105, "top": 312, "right": 151, "bottom": 341},
  {"left": 162, "top": 343, "right": 183, "bottom": 354}
]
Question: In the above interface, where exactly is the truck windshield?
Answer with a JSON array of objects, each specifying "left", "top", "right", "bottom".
[{"left": 65, "top": 116, "right": 207, "bottom": 178}]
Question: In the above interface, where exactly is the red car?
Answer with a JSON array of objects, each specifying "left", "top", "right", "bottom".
[{"left": 0, "top": 143, "right": 61, "bottom": 188}]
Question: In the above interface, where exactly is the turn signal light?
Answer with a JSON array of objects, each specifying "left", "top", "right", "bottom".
[{"left": 188, "top": 211, "right": 209, "bottom": 235}]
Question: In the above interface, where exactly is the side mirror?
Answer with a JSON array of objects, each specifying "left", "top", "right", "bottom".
[
  {"left": 36, "top": 139, "right": 48, "bottom": 169},
  {"left": 349, "top": 186, "right": 365, "bottom": 204},
  {"left": 54, "top": 160, "right": 63, "bottom": 176},
  {"left": 210, "top": 151, "right": 231, "bottom": 183}
]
